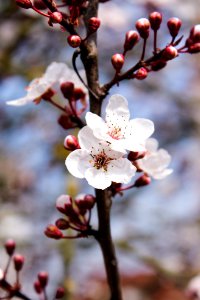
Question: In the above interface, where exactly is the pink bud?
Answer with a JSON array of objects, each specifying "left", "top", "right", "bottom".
[
  {"left": 58, "top": 114, "right": 75, "bottom": 130},
  {"left": 60, "top": 81, "right": 74, "bottom": 99},
  {"left": 34, "top": 281, "right": 42, "bottom": 294},
  {"left": 64, "top": 135, "right": 79, "bottom": 151},
  {"left": 38, "top": 271, "right": 49, "bottom": 288},
  {"left": 189, "top": 25, "right": 200, "bottom": 43},
  {"left": 44, "top": 225, "right": 63, "bottom": 239},
  {"left": 33, "top": 0, "right": 47, "bottom": 10},
  {"left": 67, "top": 35, "right": 81, "bottom": 48},
  {"left": 13, "top": 254, "right": 25, "bottom": 271},
  {"left": 5, "top": 239, "right": 16, "bottom": 256},
  {"left": 124, "top": 30, "right": 140, "bottom": 52},
  {"left": 151, "top": 60, "right": 167, "bottom": 71},
  {"left": 73, "top": 87, "right": 86, "bottom": 100},
  {"left": 162, "top": 45, "right": 178, "bottom": 60},
  {"left": 135, "top": 18, "right": 150, "bottom": 39},
  {"left": 55, "top": 218, "right": 70, "bottom": 230},
  {"left": 88, "top": 17, "right": 101, "bottom": 33},
  {"left": 149, "top": 12, "right": 162, "bottom": 30},
  {"left": 188, "top": 43, "right": 200, "bottom": 53},
  {"left": 50, "top": 12, "right": 63, "bottom": 24},
  {"left": 135, "top": 67, "right": 148, "bottom": 80},
  {"left": 111, "top": 54, "right": 124, "bottom": 71},
  {"left": 56, "top": 195, "right": 72, "bottom": 214},
  {"left": 55, "top": 287, "right": 65, "bottom": 299},
  {"left": 75, "top": 194, "right": 96, "bottom": 210},
  {"left": 167, "top": 17, "right": 182, "bottom": 38},
  {"left": 135, "top": 174, "right": 151, "bottom": 187},
  {"left": 16, "top": 0, "right": 33, "bottom": 9}
]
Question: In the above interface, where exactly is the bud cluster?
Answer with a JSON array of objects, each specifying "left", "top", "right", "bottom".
[
  {"left": 0, "top": 240, "right": 65, "bottom": 299},
  {"left": 45, "top": 194, "right": 96, "bottom": 240}
]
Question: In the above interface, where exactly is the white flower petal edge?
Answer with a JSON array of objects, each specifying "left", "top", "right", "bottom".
[{"left": 65, "top": 149, "right": 91, "bottom": 178}]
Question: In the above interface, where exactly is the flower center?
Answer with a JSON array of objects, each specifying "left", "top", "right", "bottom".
[
  {"left": 91, "top": 149, "right": 112, "bottom": 171},
  {"left": 108, "top": 126, "right": 123, "bottom": 140}
]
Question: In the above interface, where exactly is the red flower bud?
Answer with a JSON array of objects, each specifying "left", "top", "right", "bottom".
[
  {"left": 50, "top": 12, "right": 63, "bottom": 23},
  {"left": 67, "top": 35, "right": 81, "bottom": 48},
  {"left": 55, "top": 218, "right": 70, "bottom": 230},
  {"left": 60, "top": 81, "right": 74, "bottom": 99},
  {"left": 73, "top": 87, "right": 85, "bottom": 100},
  {"left": 188, "top": 43, "right": 200, "bottom": 53},
  {"left": 58, "top": 114, "right": 75, "bottom": 130},
  {"left": 128, "top": 151, "right": 146, "bottom": 161},
  {"left": 124, "top": 30, "right": 140, "bottom": 52},
  {"left": 162, "top": 45, "right": 178, "bottom": 60},
  {"left": 16, "top": 0, "right": 33, "bottom": 9},
  {"left": 44, "top": 225, "right": 63, "bottom": 239},
  {"left": 135, "top": 18, "right": 150, "bottom": 39},
  {"left": 149, "top": 12, "right": 162, "bottom": 30},
  {"left": 38, "top": 271, "right": 49, "bottom": 288},
  {"left": 33, "top": 0, "right": 47, "bottom": 10},
  {"left": 75, "top": 194, "right": 96, "bottom": 210},
  {"left": 34, "top": 281, "right": 42, "bottom": 294},
  {"left": 167, "top": 17, "right": 182, "bottom": 38},
  {"left": 189, "top": 25, "right": 200, "bottom": 43},
  {"left": 13, "top": 254, "right": 25, "bottom": 271},
  {"left": 135, "top": 67, "right": 148, "bottom": 80},
  {"left": 151, "top": 60, "right": 167, "bottom": 71},
  {"left": 111, "top": 54, "right": 124, "bottom": 71},
  {"left": 5, "top": 239, "right": 16, "bottom": 256},
  {"left": 56, "top": 195, "right": 72, "bottom": 213},
  {"left": 88, "top": 17, "right": 101, "bottom": 33},
  {"left": 64, "top": 135, "right": 79, "bottom": 151},
  {"left": 55, "top": 287, "right": 65, "bottom": 299},
  {"left": 134, "top": 174, "right": 151, "bottom": 187}
]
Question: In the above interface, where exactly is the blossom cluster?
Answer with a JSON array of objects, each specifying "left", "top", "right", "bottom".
[{"left": 65, "top": 94, "right": 172, "bottom": 190}]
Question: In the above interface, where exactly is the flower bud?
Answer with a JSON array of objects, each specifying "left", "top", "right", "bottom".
[
  {"left": 88, "top": 17, "right": 101, "bottom": 33},
  {"left": 38, "top": 271, "right": 49, "bottom": 288},
  {"left": 44, "top": 225, "right": 63, "bottom": 239},
  {"left": 135, "top": 67, "right": 148, "bottom": 80},
  {"left": 75, "top": 194, "right": 96, "bottom": 210},
  {"left": 167, "top": 17, "right": 182, "bottom": 38},
  {"left": 50, "top": 12, "right": 63, "bottom": 24},
  {"left": 151, "top": 60, "right": 167, "bottom": 71},
  {"left": 60, "top": 81, "right": 74, "bottom": 99},
  {"left": 188, "top": 43, "right": 200, "bottom": 53},
  {"left": 5, "top": 239, "right": 16, "bottom": 256},
  {"left": 56, "top": 195, "right": 72, "bottom": 214},
  {"left": 67, "top": 35, "right": 82, "bottom": 48},
  {"left": 189, "top": 25, "right": 200, "bottom": 43},
  {"left": 135, "top": 18, "right": 150, "bottom": 39},
  {"left": 124, "top": 30, "right": 140, "bottom": 52},
  {"left": 162, "top": 45, "right": 178, "bottom": 60},
  {"left": 33, "top": 0, "right": 47, "bottom": 10},
  {"left": 111, "top": 54, "right": 124, "bottom": 71},
  {"left": 149, "top": 12, "right": 162, "bottom": 30},
  {"left": 55, "top": 287, "right": 65, "bottom": 299},
  {"left": 128, "top": 151, "right": 146, "bottom": 161},
  {"left": 34, "top": 281, "right": 42, "bottom": 294},
  {"left": 64, "top": 135, "right": 79, "bottom": 151},
  {"left": 73, "top": 87, "right": 86, "bottom": 100},
  {"left": 16, "top": 0, "right": 33, "bottom": 9},
  {"left": 58, "top": 114, "right": 75, "bottom": 130},
  {"left": 134, "top": 174, "right": 151, "bottom": 187},
  {"left": 55, "top": 218, "right": 70, "bottom": 230},
  {"left": 13, "top": 254, "right": 25, "bottom": 271}
]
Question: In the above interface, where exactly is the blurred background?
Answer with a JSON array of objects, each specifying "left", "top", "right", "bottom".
[{"left": 0, "top": 0, "right": 200, "bottom": 299}]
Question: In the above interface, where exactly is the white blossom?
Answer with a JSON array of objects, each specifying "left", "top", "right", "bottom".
[
  {"left": 86, "top": 94, "right": 154, "bottom": 153},
  {"left": 6, "top": 62, "right": 86, "bottom": 106},
  {"left": 65, "top": 126, "right": 136, "bottom": 190},
  {"left": 137, "top": 138, "right": 173, "bottom": 179}
]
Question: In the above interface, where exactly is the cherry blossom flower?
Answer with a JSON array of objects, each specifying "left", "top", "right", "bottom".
[
  {"left": 137, "top": 138, "right": 173, "bottom": 179},
  {"left": 85, "top": 94, "right": 154, "bottom": 153},
  {"left": 65, "top": 126, "right": 136, "bottom": 190},
  {"left": 6, "top": 62, "right": 86, "bottom": 106}
]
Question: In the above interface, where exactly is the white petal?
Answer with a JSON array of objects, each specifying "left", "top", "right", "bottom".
[
  {"left": 153, "top": 168, "right": 173, "bottom": 179},
  {"left": 106, "top": 94, "right": 130, "bottom": 125},
  {"left": 85, "top": 168, "right": 111, "bottom": 189},
  {"left": 107, "top": 158, "right": 136, "bottom": 184},
  {"left": 85, "top": 112, "right": 108, "bottom": 139},
  {"left": 120, "top": 138, "right": 146, "bottom": 152},
  {"left": 156, "top": 149, "right": 171, "bottom": 168},
  {"left": 43, "top": 62, "right": 67, "bottom": 83},
  {"left": 65, "top": 149, "right": 91, "bottom": 178},
  {"left": 145, "top": 138, "right": 159, "bottom": 152},
  {"left": 28, "top": 78, "right": 50, "bottom": 99},
  {"left": 6, "top": 96, "right": 32, "bottom": 106},
  {"left": 78, "top": 126, "right": 102, "bottom": 151},
  {"left": 127, "top": 118, "right": 154, "bottom": 142}
]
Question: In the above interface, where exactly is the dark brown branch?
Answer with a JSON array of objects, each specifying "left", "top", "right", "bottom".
[{"left": 0, "top": 278, "right": 32, "bottom": 300}]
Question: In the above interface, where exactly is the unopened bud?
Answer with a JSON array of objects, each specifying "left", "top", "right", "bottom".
[
  {"left": 33, "top": 0, "right": 47, "bottom": 10},
  {"left": 189, "top": 25, "right": 200, "bottom": 43},
  {"left": 16, "top": 0, "right": 33, "bottom": 9},
  {"left": 5, "top": 239, "right": 16, "bottom": 256},
  {"left": 124, "top": 30, "right": 140, "bottom": 52},
  {"left": 67, "top": 35, "right": 81, "bottom": 48},
  {"left": 60, "top": 81, "right": 74, "bottom": 99},
  {"left": 38, "top": 271, "right": 49, "bottom": 288},
  {"left": 55, "top": 218, "right": 70, "bottom": 230},
  {"left": 111, "top": 54, "right": 124, "bottom": 71},
  {"left": 73, "top": 87, "right": 86, "bottom": 100},
  {"left": 55, "top": 287, "right": 65, "bottom": 299},
  {"left": 50, "top": 12, "right": 63, "bottom": 23},
  {"left": 135, "top": 174, "right": 151, "bottom": 187},
  {"left": 88, "top": 17, "right": 101, "bottom": 33},
  {"left": 34, "top": 281, "right": 42, "bottom": 294},
  {"left": 56, "top": 195, "right": 72, "bottom": 214},
  {"left": 64, "top": 135, "right": 79, "bottom": 151},
  {"left": 135, "top": 67, "right": 148, "bottom": 80},
  {"left": 149, "top": 12, "right": 162, "bottom": 30},
  {"left": 188, "top": 43, "right": 200, "bottom": 53},
  {"left": 58, "top": 114, "right": 74, "bottom": 130},
  {"left": 13, "top": 254, "right": 25, "bottom": 271},
  {"left": 162, "top": 45, "right": 178, "bottom": 60},
  {"left": 44, "top": 225, "right": 63, "bottom": 239},
  {"left": 135, "top": 18, "right": 150, "bottom": 39},
  {"left": 75, "top": 194, "right": 96, "bottom": 210},
  {"left": 128, "top": 151, "right": 146, "bottom": 161},
  {"left": 151, "top": 60, "right": 167, "bottom": 71},
  {"left": 167, "top": 17, "right": 182, "bottom": 38}
]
